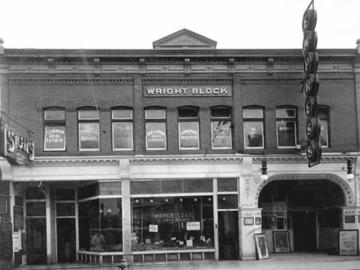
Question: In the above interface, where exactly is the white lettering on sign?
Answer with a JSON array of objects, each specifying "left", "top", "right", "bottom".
[
  {"left": 3, "top": 127, "right": 35, "bottom": 164},
  {"left": 144, "top": 86, "right": 232, "bottom": 97}
]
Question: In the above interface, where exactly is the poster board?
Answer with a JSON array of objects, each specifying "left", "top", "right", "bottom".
[
  {"left": 273, "top": 231, "right": 290, "bottom": 253},
  {"left": 339, "top": 230, "right": 358, "bottom": 255},
  {"left": 254, "top": 233, "right": 270, "bottom": 260}
]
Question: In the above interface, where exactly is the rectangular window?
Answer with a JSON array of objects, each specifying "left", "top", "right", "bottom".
[
  {"left": 145, "top": 109, "right": 167, "bottom": 150},
  {"left": 276, "top": 107, "right": 297, "bottom": 148},
  {"left": 243, "top": 108, "right": 264, "bottom": 149},
  {"left": 178, "top": 107, "right": 200, "bottom": 150},
  {"left": 112, "top": 109, "right": 133, "bottom": 151},
  {"left": 78, "top": 109, "right": 100, "bottom": 151},
  {"left": 319, "top": 106, "right": 329, "bottom": 148},
  {"left": 211, "top": 107, "right": 232, "bottom": 149},
  {"left": 44, "top": 109, "right": 66, "bottom": 151}
]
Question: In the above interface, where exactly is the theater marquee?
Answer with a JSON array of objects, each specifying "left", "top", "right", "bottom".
[{"left": 144, "top": 86, "right": 232, "bottom": 97}]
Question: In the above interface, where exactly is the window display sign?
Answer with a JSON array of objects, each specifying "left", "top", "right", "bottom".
[
  {"left": 179, "top": 122, "right": 199, "bottom": 149},
  {"left": 146, "top": 123, "right": 166, "bottom": 150},
  {"left": 339, "top": 230, "right": 358, "bottom": 255},
  {"left": 79, "top": 123, "right": 99, "bottom": 150},
  {"left": 186, "top": 221, "right": 200, "bottom": 231},
  {"left": 211, "top": 121, "right": 232, "bottom": 149},
  {"left": 113, "top": 122, "right": 133, "bottom": 150},
  {"left": 149, "top": 224, "right": 158, "bottom": 233},
  {"left": 0, "top": 127, "right": 35, "bottom": 165},
  {"left": 144, "top": 86, "right": 232, "bottom": 97},
  {"left": 44, "top": 126, "right": 66, "bottom": 151}
]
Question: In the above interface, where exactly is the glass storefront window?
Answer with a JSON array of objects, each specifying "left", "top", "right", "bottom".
[
  {"left": 217, "top": 195, "right": 238, "bottom": 209},
  {"left": 131, "top": 196, "right": 214, "bottom": 251},
  {"left": 79, "top": 198, "right": 122, "bottom": 252}
]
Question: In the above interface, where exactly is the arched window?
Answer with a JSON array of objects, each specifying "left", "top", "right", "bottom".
[
  {"left": 111, "top": 107, "right": 133, "bottom": 151},
  {"left": 43, "top": 107, "right": 66, "bottom": 151},
  {"left": 78, "top": 107, "right": 100, "bottom": 151},
  {"left": 276, "top": 106, "right": 297, "bottom": 148},
  {"left": 243, "top": 106, "right": 265, "bottom": 149},
  {"left": 145, "top": 107, "right": 167, "bottom": 150},
  {"left": 178, "top": 106, "right": 200, "bottom": 150},
  {"left": 211, "top": 106, "right": 232, "bottom": 149}
]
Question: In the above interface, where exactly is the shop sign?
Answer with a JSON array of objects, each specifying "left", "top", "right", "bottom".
[
  {"left": 146, "top": 129, "right": 166, "bottom": 149},
  {"left": 212, "top": 120, "right": 232, "bottom": 148},
  {"left": 186, "top": 221, "right": 200, "bottom": 231},
  {"left": 144, "top": 86, "right": 232, "bottom": 97},
  {"left": 149, "top": 224, "right": 158, "bottom": 233},
  {"left": 0, "top": 127, "right": 34, "bottom": 165},
  {"left": 12, "top": 231, "right": 21, "bottom": 252},
  {"left": 179, "top": 122, "right": 199, "bottom": 149}
]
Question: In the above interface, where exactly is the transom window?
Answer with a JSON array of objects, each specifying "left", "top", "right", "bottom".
[
  {"left": 43, "top": 107, "right": 66, "bottom": 151},
  {"left": 112, "top": 108, "right": 133, "bottom": 151},
  {"left": 211, "top": 106, "right": 232, "bottom": 149},
  {"left": 145, "top": 108, "right": 167, "bottom": 150},
  {"left": 78, "top": 107, "right": 100, "bottom": 151},
  {"left": 243, "top": 107, "right": 264, "bottom": 149},
  {"left": 178, "top": 106, "right": 200, "bottom": 150},
  {"left": 276, "top": 107, "right": 297, "bottom": 148}
]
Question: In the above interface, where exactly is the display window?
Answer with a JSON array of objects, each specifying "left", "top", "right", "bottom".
[{"left": 131, "top": 196, "right": 214, "bottom": 251}]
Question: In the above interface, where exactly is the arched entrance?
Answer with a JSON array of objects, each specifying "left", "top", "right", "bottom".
[{"left": 258, "top": 178, "right": 346, "bottom": 253}]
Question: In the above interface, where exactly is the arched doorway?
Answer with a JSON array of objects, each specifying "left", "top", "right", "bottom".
[{"left": 258, "top": 179, "right": 345, "bottom": 253}]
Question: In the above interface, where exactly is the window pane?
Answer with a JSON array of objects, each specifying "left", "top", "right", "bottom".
[
  {"left": 179, "top": 122, "right": 199, "bottom": 150},
  {"left": 218, "top": 195, "right": 238, "bottom": 209},
  {"left": 26, "top": 202, "right": 46, "bottom": 216},
  {"left": 79, "top": 123, "right": 100, "bottom": 151},
  {"left": 145, "top": 109, "right": 166, "bottom": 119},
  {"left": 56, "top": 189, "right": 75, "bottom": 201},
  {"left": 78, "top": 110, "right": 100, "bottom": 120},
  {"left": 25, "top": 187, "right": 46, "bottom": 200},
  {"left": 99, "top": 182, "right": 122, "bottom": 195},
  {"left": 146, "top": 122, "right": 167, "bottom": 150},
  {"left": 113, "top": 122, "right": 133, "bottom": 150},
  {"left": 211, "top": 107, "right": 231, "bottom": 118},
  {"left": 131, "top": 196, "right": 214, "bottom": 251},
  {"left": 178, "top": 107, "right": 199, "bottom": 118},
  {"left": 276, "top": 108, "right": 296, "bottom": 118},
  {"left": 320, "top": 120, "right": 329, "bottom": 147},
  {"left": 277, "top": 121, "right": 296, "bottom": 147},
  {"left": 79, "top": 200, "right": 100, "bottom": 251},
  {"left": 244, "top": 121, "right": 264, "bottom": 148},
  {"left": 44, "top": 110, "right": 65, "bottom": 121},
  {"left": 211, "top": 121, "right": 232, "bottom": 149},
  {"left": 217, "top": 178, "right": 237, "bottom": 192},
  {"left": 44, "top": 126, "right": 66, "bottom": 151},
  {"left": 112, "top": 109, "right": 133, "bottom": 120},
  {"left": 56, "top": 203, "right": 75, "bottom": 216},
  {"left": 243, "top": 109, "right": 263, "bottom": 119}
]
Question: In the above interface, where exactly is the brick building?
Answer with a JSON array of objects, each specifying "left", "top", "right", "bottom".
[{"left": 1, "top": 29, "right": 360, "bottom": 268}]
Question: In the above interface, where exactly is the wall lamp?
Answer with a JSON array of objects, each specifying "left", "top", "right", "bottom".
[
  {"left": 347, "top": 159, "right": 354, "bottom": 181},
  {"left": 261, "top": 159, "right": 268, "bottom": 181}
]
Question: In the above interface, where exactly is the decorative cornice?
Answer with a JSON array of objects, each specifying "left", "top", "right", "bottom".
[
  {"left": 129, "top": 155, "right": 243, "bottom": 164},
  {"left": 8, "top": 78, "right": 134, "bottom": 85}
]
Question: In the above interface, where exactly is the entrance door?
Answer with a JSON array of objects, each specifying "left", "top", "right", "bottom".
[
  {"left": 292, "top": 211, "right": 316, "bottom": 251},
  {"left": 218, "top": 211, "right": 239, "bottom": 260},
  {"left": 57, "top": 218, "right": 76, "bottom": 263},
  {"left": 26, "top": 218, "right": 47, "bottom": 264}
]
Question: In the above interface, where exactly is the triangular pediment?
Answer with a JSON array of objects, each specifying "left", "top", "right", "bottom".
[{"left": 153, "top": 29, "right": 217, "bottom": 49}]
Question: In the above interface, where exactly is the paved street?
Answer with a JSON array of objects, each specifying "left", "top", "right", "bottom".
[{"left": 16, "top": 253, "right": 360, "bottom": 270}]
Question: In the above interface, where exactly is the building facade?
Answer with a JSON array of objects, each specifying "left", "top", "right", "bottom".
[{"left": 1, "top": 29, "right": 360, "bottom": 268}]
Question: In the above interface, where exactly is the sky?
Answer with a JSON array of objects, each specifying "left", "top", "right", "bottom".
[{"left": 0, "top": 0, "right": 359, "bottom": 50}]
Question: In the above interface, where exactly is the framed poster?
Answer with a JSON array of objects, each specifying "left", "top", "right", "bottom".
[
  {"left": 273, "top": 231, "right": 290, "bottom": 253},
  {"left": 339, "top": 230, "right": 358, "bottom": 255},
  {"left": 244, "top": 217, "right": 254, "bottom": 225},
  {"left": 254, "top": 233, "right": 270, "bottom": 260}
]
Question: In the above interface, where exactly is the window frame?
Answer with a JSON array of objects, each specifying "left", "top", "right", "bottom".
[
  {"left": 178, "top": 106, "right": 200, "bottom": 150},
  {"left": 276, "top": 106, "right": 297, "bottom": 149},
  {"left": 78, "top": 107, "right": 100, "bottom": 152},
  {"left": 43, "top": 107, "right": 66, "bottom": 152},
  {"left": 211, "top": 106, "right": 232, "bottom": 150},
  {"left": 145, "top": 107, "right": 167, "bottom": 151},
  {"left": 243, "top": 106, "right": 265, "bottom": 150},
  {"left": 111, "top": 107, "right": 134, "bottom": 151}
]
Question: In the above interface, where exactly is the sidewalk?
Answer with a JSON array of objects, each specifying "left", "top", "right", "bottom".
[{"left": 15, "top": 253, "right": 360, "bottom": 270}]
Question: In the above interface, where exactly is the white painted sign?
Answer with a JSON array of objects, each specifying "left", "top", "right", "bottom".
[
  {"left": 186, "top": 221, "right": 200, "bottom": 231},
  {"left": 12, "top": 231, "right": 21, "bottom": 252},
  {"left": 149, "top": 224, "right": 158, "bottom": 233}
]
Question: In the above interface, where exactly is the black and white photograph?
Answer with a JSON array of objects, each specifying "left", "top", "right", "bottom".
[{"left": 0, "top": 0, "right": 360, "bottom": 269}]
